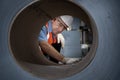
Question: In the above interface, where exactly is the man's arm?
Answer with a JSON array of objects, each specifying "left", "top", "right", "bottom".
[{"left": 39, "top": 40, "right": 66, "bottom": 63}]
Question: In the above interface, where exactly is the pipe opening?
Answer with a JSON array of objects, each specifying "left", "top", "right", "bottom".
[
  {"left": 39, "top": 16, "right": 93, "bottom": 65},
  {"left": 9, "top": 0, "right": 98, "bottom": 79}
]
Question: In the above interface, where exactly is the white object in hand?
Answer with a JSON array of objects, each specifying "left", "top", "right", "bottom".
[{"left": 65, "top": 58, "right": 80, "bottom": 64}]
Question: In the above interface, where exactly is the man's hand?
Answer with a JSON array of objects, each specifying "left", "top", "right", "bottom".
[
  {"left": 61, "top": 58, "right": 81, "bottom": 64},
  {"left": 57, "top": 33, "right": 65, "bottom": 48}
]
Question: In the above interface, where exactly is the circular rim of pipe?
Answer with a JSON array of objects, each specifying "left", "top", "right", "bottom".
[{"left": 9, "top": 0, "right": 98, "bottom": 79}]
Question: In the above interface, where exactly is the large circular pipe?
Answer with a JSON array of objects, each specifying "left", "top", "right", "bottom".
[
  {"left": 1, "top": 0, "right": 120, "bottom": 80},
  {"left": 9, "top": 0, "right": 98, "bottom": 79}
]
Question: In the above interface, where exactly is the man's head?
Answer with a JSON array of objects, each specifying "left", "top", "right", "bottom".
[{"left": 52, "top": 15, "right": 73, "bottom": 35}]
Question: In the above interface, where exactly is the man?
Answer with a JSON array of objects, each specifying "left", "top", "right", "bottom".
[{"left": 38, "top": 15, "right": 79, "bottom": 64}]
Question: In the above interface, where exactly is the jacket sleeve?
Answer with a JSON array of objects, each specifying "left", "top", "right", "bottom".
[
  {"left": 39, "top": 40, "right": 65, "bottom": 63},
  {"left": 38, "top": 26, "right": 47, "bottom": 41}
]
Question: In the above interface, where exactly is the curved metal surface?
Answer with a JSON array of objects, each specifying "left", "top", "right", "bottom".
[
  {"left": 9, "top": 0, "right": 98, "bottom": 79},
  {"left": 0, "top": 0, "right": 120, "bottom": 80}
]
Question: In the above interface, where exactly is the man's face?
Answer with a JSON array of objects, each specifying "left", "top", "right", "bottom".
[{"left": 52, "top": 19, "right": 66, "bottom": 35}]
